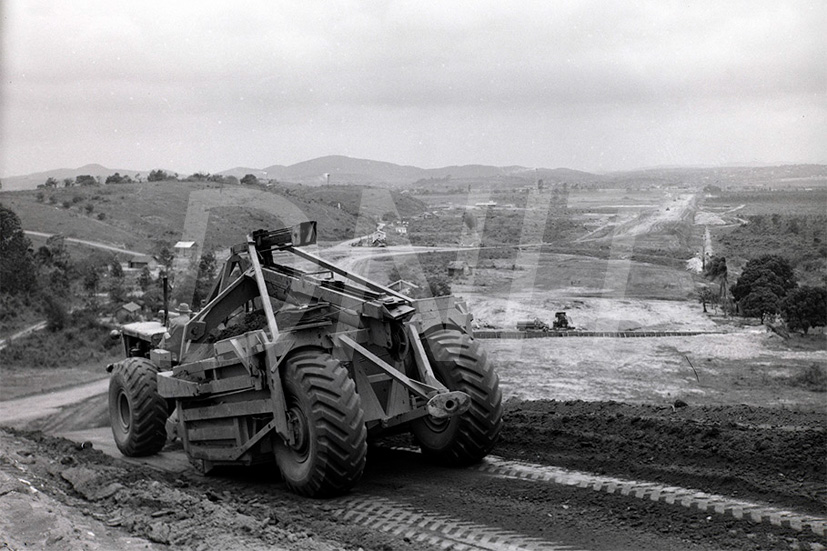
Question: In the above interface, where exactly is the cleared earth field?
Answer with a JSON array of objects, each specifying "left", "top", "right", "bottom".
[{"left": 486, "top": 328, "right": 826, "bottom": 409}]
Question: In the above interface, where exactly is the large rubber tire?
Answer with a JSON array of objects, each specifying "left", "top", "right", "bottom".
[
  {"left": 411, "top": 329, "right": 503, "bottom": 466},
  {"left": 109, "top": 357, "right": 169, "bottom": 457},
  {"left": 274, "top": 348, "right": 367, "bottom": 497}
]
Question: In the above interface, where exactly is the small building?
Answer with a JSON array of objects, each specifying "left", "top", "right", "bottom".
[
  {"left": 128, "top": 254, "right": 159, "bottom": 271},
  {"left": 174, "top": 241, "right": 198, "bottom": 258},
  {"left": 115, "top": 301, "right": 142, "bottom": 323},
  {"left": 447, "top": 261, "right": 472, "bottom": 277},
  {"left": 173, "top": 241, "right": 199, "bottom": 271}
]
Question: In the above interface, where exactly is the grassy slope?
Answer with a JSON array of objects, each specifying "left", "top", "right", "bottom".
[{"left": 2, "top": 181, "right": 426, "bottom": 254}]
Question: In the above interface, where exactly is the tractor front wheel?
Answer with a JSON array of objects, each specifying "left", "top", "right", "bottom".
[
  {"left": 274, "top": 348, "right": 367, "bottom": 497},
  {"left": 411, "top": 329, "right": 503, "bottom": 466},
  {"left": 109, "top": 358, "right": 169, "bottom": 456}
]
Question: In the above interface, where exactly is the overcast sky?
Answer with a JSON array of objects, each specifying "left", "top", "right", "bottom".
[{"left": 1, "top": 1, "right": 824, "bottom": 176}]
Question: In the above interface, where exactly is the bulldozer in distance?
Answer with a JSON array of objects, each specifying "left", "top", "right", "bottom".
[{"left": 107, "top": 222, "right": 502, "bottom": 497}]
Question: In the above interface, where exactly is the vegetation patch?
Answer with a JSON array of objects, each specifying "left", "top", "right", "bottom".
[
  {"left": 715, "top": 214, "right": 827, "bottom": 283},
  {"left": 789, "top": 363, "right": 827, "bottom": 393},
  {"left": 0, "top": 309, "right": 120, "bottom": 368}
]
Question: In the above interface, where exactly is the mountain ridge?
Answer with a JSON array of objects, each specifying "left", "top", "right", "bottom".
[{"left": 2, "top": 156, "right": 825, "bottom": 192}]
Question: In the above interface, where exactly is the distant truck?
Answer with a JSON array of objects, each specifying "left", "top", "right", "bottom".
[
  {"left": 516, "top": 318, "right": 550, "bottom": 332},
  {"left": 516, "top": 312, "right": 574, "bottom": 332}
]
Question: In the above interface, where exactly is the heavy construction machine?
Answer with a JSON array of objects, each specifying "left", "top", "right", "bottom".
[
  {"left": 107, "top": 222, "right": 502, "bottom": 497},
  {"left": 516, "top": 312, "right": 573, "bottom": 332}
]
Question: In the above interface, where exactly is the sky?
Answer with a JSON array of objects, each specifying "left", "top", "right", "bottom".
[{"left": 1, "top": 1, "right": 824, "bottom": 177}]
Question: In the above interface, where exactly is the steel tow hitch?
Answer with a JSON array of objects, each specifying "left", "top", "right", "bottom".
[{"left": 426, "top": 391, "right": 471, "bottom": 419}]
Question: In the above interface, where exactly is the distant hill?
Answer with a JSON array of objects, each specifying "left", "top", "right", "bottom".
[
  {"left": 3, "top": 156, "right": 825, "bottom": 192},
  {"left": 252, "top": 155, "right": 603, "bottom": 186}
]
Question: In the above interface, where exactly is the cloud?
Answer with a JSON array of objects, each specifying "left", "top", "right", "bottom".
[{"left": 1, "top": 1, "right": 824, "bottom": 174}]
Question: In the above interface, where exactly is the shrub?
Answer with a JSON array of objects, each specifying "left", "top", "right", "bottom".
[
  {"left": 42, "top": 293, "right": 68, "bottom": 331},
  {"left": 791, "top": 363, "right": 827, "bottom": 392},
  {"left": 783, "top": 286, "right": 827, "bottom": 334}
]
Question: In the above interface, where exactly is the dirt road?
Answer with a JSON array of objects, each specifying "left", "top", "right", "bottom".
[
  {"left": 1, "top": 379, "right": 825, "bottom": 551},
  {"left": 0, "top": 378, "right": 109, "bottom": 426},
  {"left": 0, "top": 321, "right": 47, "bottom": 352},
  {"left": 24, "top": 230, "right": 145, "bottom": 257}
]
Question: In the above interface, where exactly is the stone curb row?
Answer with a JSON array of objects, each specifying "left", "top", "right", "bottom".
[
  {"left": 330, "top": 494, "right": 583, "bottom": 551},
  {"left": 478, "top": 457, "right": 827, "bottom": 543},
  {"left": 475, "top": 330, "right": 718, "bottom": 339}
]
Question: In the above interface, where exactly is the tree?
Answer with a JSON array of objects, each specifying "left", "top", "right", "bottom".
[
  {"left": 110, "top": 258, "right": 124, "bottom": 279},
  {"left": 109, "top": 278, "right": 128, "bottom": 304},
  {"left": 141, "top": 286, "right": 164, "bottom": 314},
  {"left": 731, "top": 255, "right": 796, "bottom": 303},
  {"left": 42, "top": 292, "right": 68, "bottom": 331},
  {"left": 156, "top": 243, "right": 174, "bottom": 270},
  {"left": 0, "top": 204, "right": 38, "bottom": 295},
  {"left": 783, "top": 286, "right": 827, "bottom": 334},
  {"left": 740, "top": 287, "right": 780, "bottom": 322},
  {"left": 82, "top": 264, "right": 101, "bottom": 296},
  {"left": 697, "top": 287, "right": 717, "bottom": 313},
  {"left": 75, "top": 174, "right": 97, "bottom": 186},
  {"left": 81, "top": 251, "right": 112, "bottom": 297},
  {"left": 148, "top": 169, "right": 171, "bottom": 182},
  {"left": 704, "top": 256, "right": 727, "bottom": 280},
  {"left": 192, "top": 251, "right": 217, "bottom": 306},
  {"left": 240, "top": 173, "right": 259, "bottom": 186},
  {"left": 105, "top": 172, "right": 131, "bottom": 184},
  {"left": 35, "top": 235, "right": 73, "bottom": 298},
  {"left": 63, "top": 178, "right": 74, "bottom": 188},
  {"left": 44, "top": 177, "right": 59, "bottom": 188},
  {"left": 138, "top": 266, "right": 153, "bottom": 292}
]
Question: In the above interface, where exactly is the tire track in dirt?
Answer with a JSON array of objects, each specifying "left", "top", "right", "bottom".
[
  {"left": 475, "top": 330, "right": 719, "bottom": 338},
  {"left": 329, "top": 494, "right": 584, "bottom": 550},
  {"left": 476, "top": 456, "right": 827, "bottom": 540}
]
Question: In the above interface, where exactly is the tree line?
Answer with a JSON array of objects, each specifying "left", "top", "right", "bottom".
[
  {"left": 703, "top": 254, "right": 826, "bottom": 334},
  {"left": 39, "top": 170, "right": 274, "bottom": 189}
]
